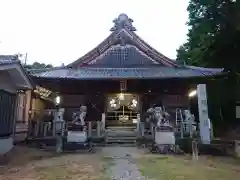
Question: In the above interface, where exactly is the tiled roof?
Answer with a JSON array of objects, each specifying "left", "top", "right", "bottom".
[
  {"left": 29, "top": 14, "right": 224, "bottom": 80},
  {"left": 0, "top": 55, "right": 19, "bottom": 65},
  {"left": 31, "top": 66, "right": 223, "bottom": 80},
  {"left": 0, "top": 55, "right": 34, "bottom": 88}
]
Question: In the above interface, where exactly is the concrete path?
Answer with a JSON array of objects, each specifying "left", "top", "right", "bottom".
[{"left": 102, "top": 146, "right": 153, "bottom": 180}]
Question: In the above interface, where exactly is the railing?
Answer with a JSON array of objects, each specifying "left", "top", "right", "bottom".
[
  {"left": 175, "top": 122, "right": 198, "bottom": 138},
  {"left": 137, "top": 122, "right": 155, "bottom": 139},
  {"left": 137, "top": 121, "right": 200, "bottom": 139},
  {"left": 27, "top": 109, "right": 106, "bottom": 140},
  {"left": 27, "top": 109, "right": 56, "bottom": 138},
  {"left": 105, "top": 111, "right": 139, "bottom": 126}
]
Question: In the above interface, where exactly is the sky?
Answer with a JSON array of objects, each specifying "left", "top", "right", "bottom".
[{"left": 0, "top": 0, "right": 189, "bottom": 66}]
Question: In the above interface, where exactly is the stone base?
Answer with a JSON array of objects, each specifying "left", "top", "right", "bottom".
[
  {"left": 0, "top": 136, "right": 13, "bottom": 154},
  {"left": 155, "top": 131, "right": 175, "bottom": 145}
]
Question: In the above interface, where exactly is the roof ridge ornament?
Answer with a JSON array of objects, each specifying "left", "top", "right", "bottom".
[{"left": 110, "top": 13, "right": 136, "bottom": 32}]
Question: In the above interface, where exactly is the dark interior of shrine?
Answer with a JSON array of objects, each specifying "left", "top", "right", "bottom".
[
  {"left": 31, "top": 77, "right": 200, "bottom": 127},
  {"left": 33, "top": 78, "right": 194, "bottom": 94}
]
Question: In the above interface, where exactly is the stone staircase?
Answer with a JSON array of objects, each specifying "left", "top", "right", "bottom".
[{"left": 106, "top": 126, "right": 137, "bottom": 145}]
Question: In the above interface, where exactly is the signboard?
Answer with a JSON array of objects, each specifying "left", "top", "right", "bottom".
[
  {"left": 197, "top": 84, "right": 211, "bottom": 144},
  {"left": 34, "top": 85, "right": 52, "bottom": 100}
]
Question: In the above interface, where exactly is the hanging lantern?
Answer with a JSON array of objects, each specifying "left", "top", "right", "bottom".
[{"left": 118, "top": 93, "right": 124, "bottom": 100}]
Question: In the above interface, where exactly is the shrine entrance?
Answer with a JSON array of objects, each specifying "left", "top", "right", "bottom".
[{"left": 105, "top": 93, "right": 140, "bottom": 127}]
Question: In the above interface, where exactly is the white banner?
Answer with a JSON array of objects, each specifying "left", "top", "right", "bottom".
[{"left": 197, "top": 84, "right": 211, "bottom": 144}]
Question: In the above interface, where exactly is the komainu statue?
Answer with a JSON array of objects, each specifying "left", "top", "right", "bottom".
[
  {"left": 146, "top": 106, "right": 175, "bottom": 154},
  {"left": 66, "top": 105, "right": 93, "bottom": 151},
  {"left": 72, "top": 106, "right": 87, "bottom": 126},
  {"left": 152, "top": 107, "right": 171, "bottom": 128}
]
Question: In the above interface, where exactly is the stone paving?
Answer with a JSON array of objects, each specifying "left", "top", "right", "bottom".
[{"left": 102, "top": 146, "right": 154, "bottom": 180}]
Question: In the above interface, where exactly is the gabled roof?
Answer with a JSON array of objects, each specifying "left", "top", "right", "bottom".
[
  {"left": 0, "top": 55, "right": 34, "bottom": 89},
  {"left": 30, "top": 14, "right": 224, "bottom": 80},
  {"left": 67, "top": 13, "right": 178, "bottom": 68}
]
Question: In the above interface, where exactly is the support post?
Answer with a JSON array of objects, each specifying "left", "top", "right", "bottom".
[
  {"left": 27, "top": 117, "right": 32, "bottom": 137},
  {"left": 88, "top": 121, "right": 92, "bottom": 137},
  {"left": 140, "top": 122, "right": 145, "bottom": 137},
  {"left": 210, "top": 121, "right": 214, "bottom": 139},
  {"left": 34, "top": 120, "right": 40, "bottom": 137},
  {"left": 97, "top": 121, "right": 101, "bottom": 137},
  {"left": 189, "top": 120, "right": 193, "bottom": 138},
  {"left": 235, "top": 140, "right": 240, "bottom": 158},
  {"left": 43, "top": 123, "right": 48, "bottom": 137},
  {"left": 136, "top": 114, "right": 140, "bottom": 132},
  {"left": 192, "top": 140, "right": 199, "bottom": 161},
  {"left": 53, "top": 108, "right": 65, "bottom": 153},
  {"left": 52, "top": 111, "right": 56, "bottom": 137},
  {"left": 180, "top": 122, "right": 184, "bottom": 139},
  {"left": 150, "top": 123, "right": 154, "bottom": 139},
  {"left": 101, "top": 113, "right": 105, "bottom": 131}
]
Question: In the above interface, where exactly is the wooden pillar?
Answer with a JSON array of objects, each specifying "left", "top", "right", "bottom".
[{"left": 24, "top": 90, "right": 31, "bottom": 124}]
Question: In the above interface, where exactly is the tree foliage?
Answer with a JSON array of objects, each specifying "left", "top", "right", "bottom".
[
  {"left": 23, "top": 62, "right": 53, "bottom": 69},
  {"left": 177, "top": 0, "right": 239, "bottom": 71},
  {"left": 177, "top": 0, "right": 240, "bottom": 132}
]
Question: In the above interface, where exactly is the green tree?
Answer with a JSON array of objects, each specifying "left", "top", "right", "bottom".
[
  {"left": 24, "top": 62, "right": 53, "bottom": 69},
  {"left": 177, "top": 0, "right": 239, "bottom": 70},
  {"left": 177, "top": 0, "right": 240, "bottom": 132}
]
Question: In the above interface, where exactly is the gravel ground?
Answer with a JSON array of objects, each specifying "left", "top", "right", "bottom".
[
  {"left": 0, "top": 146, "right": 103, "bottom": 180},
  {"left": 102, "top": 147, "right": 154, "bottom": 180}
]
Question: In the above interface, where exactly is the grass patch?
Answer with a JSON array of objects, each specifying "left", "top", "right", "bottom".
[
  {"left": 136, "top": 155, "right": 240, "bottom": 180},
  {"left": 0, "top": 146, "right": 103, "bottom": 180},
  {"left": 100, "top": 157, "right": 115, "bottom": 180},
  {"left": 34, "top": 162, "right": 100, "bottom": 180}
]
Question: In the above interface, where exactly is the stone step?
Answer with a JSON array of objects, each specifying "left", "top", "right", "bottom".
[
  {"left": 106, "top": 138, "right": 137, "bottom": 144},
  {"left": 107, "top": 131, "right": 137, "bottom": 136},
  {"left": 107, "top": 129, "right": 136, "bottom": 132},
  {"left": 107, "top": 136, "right": 137, "bottom": 140},
  {"left": 107, "top": 129, "right": 137, "bottom": 133},
  {"left": 107, "top": 126, "right": 136, "bottom": 130},
  {"left": 104, "top": 143, "right": 136, "bottom": 147}
]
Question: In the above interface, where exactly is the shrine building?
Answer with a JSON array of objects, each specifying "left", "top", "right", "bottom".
[{"left": 24, "top": 14, "right": 223, "bottom": 129}]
